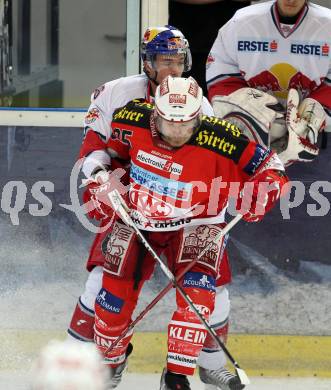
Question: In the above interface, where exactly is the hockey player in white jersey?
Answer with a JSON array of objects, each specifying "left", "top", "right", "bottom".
[
  {"left": 201, "top": 2, "right": 329, "bottom": 389},
  {"left": 67, "top": 26, "right": 243, "bottom": 390},
  {"left": 206, "top": 0, "right": 329, "bottom": 167}
]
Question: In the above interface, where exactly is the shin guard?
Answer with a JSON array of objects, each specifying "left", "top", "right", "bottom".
[{"left": 167, "top": 272, "right": 215, "bottom": 376}]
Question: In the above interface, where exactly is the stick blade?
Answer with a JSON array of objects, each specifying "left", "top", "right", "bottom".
[{"left": 235, "top": 367, "right": 250, "bottom": 385}]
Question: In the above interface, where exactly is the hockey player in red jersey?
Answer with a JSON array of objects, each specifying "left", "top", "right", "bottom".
[
  {"left": 87, "top": 76, "right": 288, "bottom": 389},
  {"left": 67, "top": 25, "right": 243, "bottom": 390}
]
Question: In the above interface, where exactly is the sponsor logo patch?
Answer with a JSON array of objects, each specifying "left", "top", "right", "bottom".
[
  {"left": 136, "top": 150, "right": 183, "bottom": 175},
  {"left": 290, "top": 41, "right": 330, "bottom": 57},
  {"left": 129, "top": 188, "right": 173, "bottom": 219},
  {"left": 169, "top": 93, "right": 187, "bottom": 104},
  {"left": 243, "top": 144, "right": 271, "bottom": 175},
  {"left": 238, "top": 39, "right": 278, "bottom": 53},
  {"left": 95, "top": 288, "right": 124, "bottom": 314},
  {"left": 130, "top": 163, "right": 191, "bottom": 200},
  {"left": 195, "top": 129, "right": 238, "bottom": 155},
  {"left": 182, "top": 272, "right": 216, "bottom": 292},
  {"left": 169, "top": 325, "right": 207, "bottom": 345}
]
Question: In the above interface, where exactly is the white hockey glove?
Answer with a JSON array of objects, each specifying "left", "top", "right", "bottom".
[
  {"left": 277, "top": 89, "right": 323, "bottom": 167},
  {"left": 298, "top": 96, "right": 326, "bottom": 142},
  {"left": 212, "top": 88, "right": 283, "bottom": 148}
]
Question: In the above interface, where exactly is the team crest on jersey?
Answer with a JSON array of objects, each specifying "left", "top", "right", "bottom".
[
  {"left": 238, "top": 39, "right": 278, "bottom": 53},
  {"left": 177, "top": 225, "right": 225, "bottom": 272},
  {"left": 290, "top": 41, "right": 330, "bottom": 57},
  {"left": 102, "top": 221, "right": 135, "bottom": 276},
  {"left": 85, "top": 108, "right": 100, "bottom": 124}
]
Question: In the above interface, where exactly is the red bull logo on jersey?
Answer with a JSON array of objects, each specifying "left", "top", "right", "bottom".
[
  {"left": 85, "top": 108, "right": 100, "bottom": 124},
  {"left": 246, "top": 63, "right": 318, "bottom": 100},
  {"left": 290, "top": 42, "right": 330, "bottom": 57},
  {"left": 238, "top": 39, "right": 278, "bottom": 53}
]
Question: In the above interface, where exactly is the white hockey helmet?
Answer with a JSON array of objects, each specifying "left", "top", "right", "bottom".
[
  {"left": 155, "top": 76, "right": 203, "bottom": 122},
  {"left": 31, "top": 340, "right": 108, "bottom": 390},
  {"left": 154, "top": 76, "right": 203, "bottom": 146}
]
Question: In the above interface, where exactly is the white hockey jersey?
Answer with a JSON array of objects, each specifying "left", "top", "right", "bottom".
[
  {"left": 80, "top": 74, "right": 214, "bottom": 177},
  {"left": 206, "top": 1, "right": 331, "bottom": 119}
]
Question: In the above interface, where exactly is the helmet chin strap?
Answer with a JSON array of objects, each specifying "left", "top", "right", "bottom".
[{"left": 143, "top": 65, "right": 159, "bottom": 87}]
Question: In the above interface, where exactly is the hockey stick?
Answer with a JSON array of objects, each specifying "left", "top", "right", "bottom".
[
  {"left": 105, "top": 212, "right": 242, "bottom": 354},
  {"left": 107, "top": 189, "right": 249, "bottom": 385}
]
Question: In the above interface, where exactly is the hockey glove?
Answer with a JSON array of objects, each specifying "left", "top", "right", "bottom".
[
  {"left": 83, "top": 167, "right": 128, "bottom": 221},
  {"left": 278, "top": 89, "right": 323, "bottom": 166},
  {"left": 212, "top": 88, "right": 283, "bottom": 148},
  {"left": 239, "top": 169, "right": 289, "bottom": 223}
]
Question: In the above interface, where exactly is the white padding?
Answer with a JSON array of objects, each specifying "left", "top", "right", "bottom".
[
  {"left": 81, "top": 150, "right": 111, "bottom": 179},
  {"left": 197, "top": 286, "right": 230, "bottom": 370},
  {"left": 210, "top": 286, "right": 230, "bottom": 326},
  {"left": 80, "top": 266, "right": 103, "bottom": 311}
]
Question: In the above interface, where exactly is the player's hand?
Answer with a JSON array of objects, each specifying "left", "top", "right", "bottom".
[
  {"left": 240, "top": 169, "right": 287, "bottom": 223},
  {"left": 83, "top": 169, "right": 127, "bottom": 221}
]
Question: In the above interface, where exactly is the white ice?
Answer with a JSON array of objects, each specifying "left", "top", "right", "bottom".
[{"left": 1, "top": 372, "right": 331, "bottom": 390}]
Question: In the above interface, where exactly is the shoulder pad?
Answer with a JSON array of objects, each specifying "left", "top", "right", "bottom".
[
  {"left": 191, "top": 115, "right": 248, "bottom": 163},
  {"left": 112, "top": 99, "right": 153, "bottom": 128}
]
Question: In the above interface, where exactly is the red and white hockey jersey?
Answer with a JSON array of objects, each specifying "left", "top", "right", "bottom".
[
  {"left": 106, "top": 99, "right": 283, "bottom": 232},
  {"left": 79, "top": 74, "right": 214, "bottom": 177},
  {"left": 206, "top": 1, "right": 331, "bottom": 121}
]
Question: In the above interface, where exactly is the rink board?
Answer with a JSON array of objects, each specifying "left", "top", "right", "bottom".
[{"left": 1, "top": 330, "right": 330, "bottom": 377}]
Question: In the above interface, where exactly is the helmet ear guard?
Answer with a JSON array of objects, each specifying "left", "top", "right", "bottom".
[{"left": 141, "top": 25, "right": 192, "bottom": 72}]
